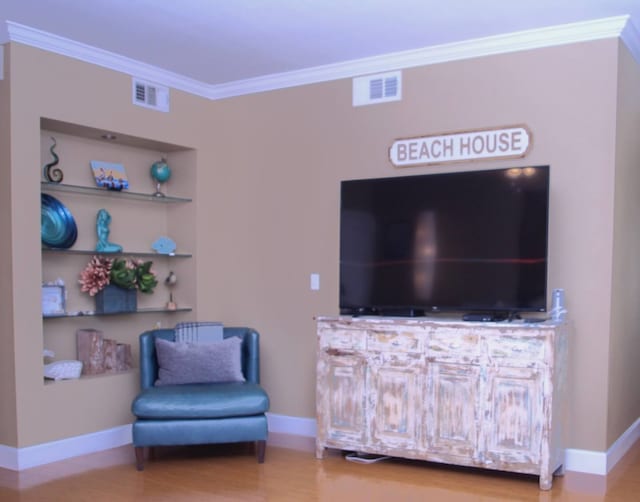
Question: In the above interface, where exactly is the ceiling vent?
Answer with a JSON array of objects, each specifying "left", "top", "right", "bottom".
[
  {"left": 353, "top": 71, "right": 402, "bottom": 107},
  {"left": 132, "top": 78, "right": 170, "bottom": 112}
]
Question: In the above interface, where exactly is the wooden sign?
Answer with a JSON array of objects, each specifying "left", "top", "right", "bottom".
[{"left": 389, "top": 125, "right": 532, "bottom": 167}]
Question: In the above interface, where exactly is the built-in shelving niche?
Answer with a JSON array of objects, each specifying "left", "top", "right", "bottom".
[{"left": 40, "top": 117, "right": 197, "bottom": 383}]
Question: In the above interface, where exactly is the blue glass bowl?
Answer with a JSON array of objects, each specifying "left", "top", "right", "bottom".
[{"left": 41, "top": 193, "right": 77, "bottom": 248}]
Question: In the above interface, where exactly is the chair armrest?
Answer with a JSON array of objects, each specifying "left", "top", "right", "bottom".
[
  {"left": 224, "top": 327, "right": 261, "bottom": 384},
  {"left": 139, "top": 329, "right": 175, "bottom": 389}
]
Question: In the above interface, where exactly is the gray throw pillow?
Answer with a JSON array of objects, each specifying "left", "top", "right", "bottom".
[{"left": 154, "top": 336, "right": 245, "bottom": 386}]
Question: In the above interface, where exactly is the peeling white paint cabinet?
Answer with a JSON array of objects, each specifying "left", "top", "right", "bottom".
[{"left": 316, "top": 317, "right": 568, "bottom": 490}]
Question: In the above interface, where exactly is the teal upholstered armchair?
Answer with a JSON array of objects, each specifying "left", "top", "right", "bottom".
[{"left": 131, "top": 327, "right": 270, "bottom": 470}]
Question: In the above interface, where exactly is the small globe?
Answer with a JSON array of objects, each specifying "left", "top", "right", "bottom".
[{"left": 150, "top": 159, "right": 171, "bottom": 183}]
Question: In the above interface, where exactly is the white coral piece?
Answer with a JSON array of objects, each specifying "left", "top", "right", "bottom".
[{"left": 44, "top": 360, "right": 83, "bottom": 380}]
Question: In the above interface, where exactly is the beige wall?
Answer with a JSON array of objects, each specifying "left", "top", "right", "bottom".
[
  {"left": 0, "top": 45, "right": 18, "bottom": 447},
  {"left": 609, "top": 41, "right": 640, "bottom": 446},
  {"left": 4, "top": 43, "right": 215, "bottom": 447},
  {"left": 208, "top": 40, "right": 622, "bottom": 451},
  {"left": 1, "top": 36, "right": 638, "bottom": 454}
]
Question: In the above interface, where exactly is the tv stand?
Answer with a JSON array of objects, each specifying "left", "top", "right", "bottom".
[
  {"left": 344, "top": 307, "right": 427, "bottom": 318},
  {"left": 380, "top": 308, "right": 426, "bottom": 318},
  {"left": 462, "top": 312, "right": 501, "bottom": 322},
  {"left": 316, "top": 316, "right": 568, "bottom": 490},
  {"left": 344, "top": 307, "right": 379, "bottom": 317},
  {"left": 462, "top": 311, "right": 519, "bottom": 322}
]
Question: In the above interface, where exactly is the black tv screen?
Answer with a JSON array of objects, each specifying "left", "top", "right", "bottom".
[{"left": 339, "top": 166, "right": 550, "bottom": 317}]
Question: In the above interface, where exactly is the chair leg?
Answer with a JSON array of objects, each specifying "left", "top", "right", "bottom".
[
  {"left": 135, "top": 446, "right": 145, "bottom": 471},
  {"left": 256, "top": 440, "right": 266, "bottom": 463}
]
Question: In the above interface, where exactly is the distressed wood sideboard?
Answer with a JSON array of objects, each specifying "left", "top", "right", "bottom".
[{"left": 315, "top": 316, "right": 568, "bottom": 490}]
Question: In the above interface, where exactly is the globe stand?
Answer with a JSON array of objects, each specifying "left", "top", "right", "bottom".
[
  {"left": 150, "top": 157, "right": 171, "bottom": 197},
  {"left": 153, "top": 182, "right": 166, "bottom": 197}
]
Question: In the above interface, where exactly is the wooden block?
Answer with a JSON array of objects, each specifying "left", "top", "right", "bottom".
[
  {"left": 76, "top": 329, "right": 105, "bottom": 375},
  {"left": 116, "top": 343, "right": 133, "bottom": 371},
  {"left": 103, "top": 339, "right": 119, "bottom": 373}
]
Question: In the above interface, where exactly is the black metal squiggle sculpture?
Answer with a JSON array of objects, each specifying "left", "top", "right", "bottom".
[{"left": 43, "top": 136, "right": 63, "bottom": 183}]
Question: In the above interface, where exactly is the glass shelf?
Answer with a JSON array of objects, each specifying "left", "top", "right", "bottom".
[
  {"left": 42, "top": 248, "right": 192, "bottom": 258},
  {"left": 41, "top": 182, "right": 191, "bottom": 203},
  {"left": 43, "top": 306, "right": 192, "bottom": 319}
]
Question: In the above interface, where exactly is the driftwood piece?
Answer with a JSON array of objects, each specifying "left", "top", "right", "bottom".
[
  {"left": 76, "top": 329, "right": 132, "bottom": 375},
  {"left": 116, "top": 343, "right": 133, "bottom": 372},
  {"left": 76, "top": 329, "right": 104, "bottom": 375},
  {"left": 103, "top": 338, "right": 119, "bottom": 373}
]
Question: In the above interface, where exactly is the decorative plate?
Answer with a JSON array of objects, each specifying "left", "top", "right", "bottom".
[{"left": 41, "top": 193, "right": 78, "bottom": 248}]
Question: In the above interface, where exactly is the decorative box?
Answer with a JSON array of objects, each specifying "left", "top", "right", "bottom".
[{"left": 95, "top": 284, "right": 137, "bottom": 313}]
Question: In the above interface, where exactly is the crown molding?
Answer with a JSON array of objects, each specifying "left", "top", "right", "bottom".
[
  {"left": 5, "top": 15, "right": 638, "bottom": 101},
  {"left": 620, "top": 15, "right": 640, "bottom": 64},
  {"left": 211, "top": 15, "right": 634, "bottom": 99},
  {"left": 6, "top": 21, "right": 210, "bottom": 98}
]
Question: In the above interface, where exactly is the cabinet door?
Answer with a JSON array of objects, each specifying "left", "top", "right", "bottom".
[
  {"left": 369, "top": 353, "right": 423, "bottom": 452},
  {"left": 425, "top": 362, "right": 481, "bottom": 459},
  {"left": 482, "top": 366, "right": 543, "bottom": 468},
  {"left": 317, "top": 352, "right": 367, "bottom": 447}
]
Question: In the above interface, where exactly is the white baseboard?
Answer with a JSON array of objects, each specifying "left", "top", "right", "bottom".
[
  {"left": 0, "top": 443, "right": 18, "bottom": 470},
  {"left": 564, "top": 448, "right": 608, "bottom": 475},
  {"left": 0, "top": 425, "right": 132, "bottom": 471},
  {"left": 266, "top": 413, "right": 317, "bottom": 437},
  {"left": 1, "top": 415, "right": 637, "bottom": 474},
  {"left": 606, "top": 416, "right": 640, "bottom": 471},
  {"left": 565, "top": 416, "right": 640, "bottom": 475}
]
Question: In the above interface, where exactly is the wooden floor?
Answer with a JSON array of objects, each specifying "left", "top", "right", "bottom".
[{"left": 1, "top": 438, "right": 639, "bottom": 501}]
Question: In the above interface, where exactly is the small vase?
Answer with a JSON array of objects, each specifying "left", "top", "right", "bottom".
[{"left": 95, "top": 285, "right": 137, "bottom": 314}]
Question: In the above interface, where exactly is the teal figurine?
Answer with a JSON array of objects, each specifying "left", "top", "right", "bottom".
[
  {"left": 95, "top": 209, "right": 123, "bottom": 253},
  {"left": 150, "top": 157, "right": 171, "bottom": 197}
]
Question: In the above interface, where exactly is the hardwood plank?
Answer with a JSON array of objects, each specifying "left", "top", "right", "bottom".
[{"left": 0, "top": 439, "right": 638, "bottom": 501}]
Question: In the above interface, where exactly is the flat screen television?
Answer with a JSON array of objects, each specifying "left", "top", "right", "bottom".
[{"left": 339, "top": 166, "right": 550, "bottom": 318}]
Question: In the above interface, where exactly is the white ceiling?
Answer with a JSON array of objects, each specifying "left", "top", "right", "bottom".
[{"left": 1, "top": 0, "right": 640, "bottom": 87}]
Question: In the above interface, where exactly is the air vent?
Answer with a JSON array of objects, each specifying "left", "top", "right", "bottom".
[
  {"left": 353, "top": 71, "right": 402, "bottom": 107},
  {"left": 132, "top": 78, "right": 170, "bottom": 112}
]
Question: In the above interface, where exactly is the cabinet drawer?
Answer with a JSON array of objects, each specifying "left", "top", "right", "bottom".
[
  {"left": 485, "top": 334, "right": 546, "bottom": 364},
  {"left": 427, "top": 329, "right": 480, "bottom": 363},
  {"left": 367, "top": 329, "right": 423, "bottom": 353},
  {"left": 319, "top": 328, "right": 366, "bottom": 351}
]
